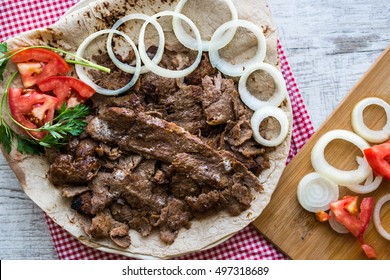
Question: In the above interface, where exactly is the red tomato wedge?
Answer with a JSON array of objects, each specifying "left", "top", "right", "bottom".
[
  {"left": 330, "top": 196, "right": 373, "bottom": 238},
  {"left": 361, "top": 243, "right": 377, "bottom": 259},
  {"left": 11, "top": 48, "right": 70, "bottom": 87},
  {"left": 38, "top": 76, "right": 95, "bottom": 109},
  {"left": 364, "top": 142, "right": 390, "bottom": 180},
  {"left": 8, "top": 88, "right": 58, "bottom": 139},
  {"left": 330, "top": 196, "right": 376, "bottom": 259}
]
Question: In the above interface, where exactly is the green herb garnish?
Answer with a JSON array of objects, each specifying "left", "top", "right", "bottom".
[
  {"left": 0, "top": 42, "right": 10, "bottom": 81},
  {"left": 38, "top": 103, "right": 91, "bottom": 148}
]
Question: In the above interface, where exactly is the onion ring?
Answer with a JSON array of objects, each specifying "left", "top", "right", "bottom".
[
  {"left": 238, "top": 62, "right": 287, "bottom": 110},
  {"left": 138, "top": 11, "right": 202, "bottom": 78},
  {"left": 209, "top": 19, "right": 267, "bottom": 77},
  {"left": 251, "top": 105, "right": 289, "bottom": 147},
  {"left": 345, "top": 159, "right": 383, "bottom": 194},
  {"left": 76, "top": 29, "right": 141, "bottom": 96},
  {"left": 172, "top": 0, "right": 238, "bottom": 51},
  {"left": 351, "top": 97, "right": 390, "bottom": 143},
  {"left": 107, "top": 13, "right": 165, "bottom": 74},
  {"left": 311, "top": 130, "right": 371, "bottom": 187},
  {"left": 297, "top": 172, "right": 339, "bottom": 213},
  {"left": 373, "top": 193, "right": 390, "bottom": 241}
]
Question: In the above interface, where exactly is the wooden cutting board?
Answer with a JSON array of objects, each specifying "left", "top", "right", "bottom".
[{"left": 252, "top": 45, "right": 390, "bottom": 259}]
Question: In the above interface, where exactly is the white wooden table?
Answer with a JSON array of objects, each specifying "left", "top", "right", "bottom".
[{"left": 0, "top": 0, "right": 389, "bottom": 259}]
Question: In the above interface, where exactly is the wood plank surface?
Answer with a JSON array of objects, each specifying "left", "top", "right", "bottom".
[
  {"left": 253, "top": 46, "right": 390, "bottom": 259},
  {"left": 0, "top": 0, "right": 389, "bottom": 259}
]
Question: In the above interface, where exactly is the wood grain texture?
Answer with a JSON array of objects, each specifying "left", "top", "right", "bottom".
[
  {"left": 0, "top": 0, "right": 389, "bottom": 259},
  {"left": 253, "top": 46, "right": 390, "bottom": 259}
]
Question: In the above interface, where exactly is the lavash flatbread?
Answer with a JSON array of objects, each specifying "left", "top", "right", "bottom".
[{"left": 0, "top": 0, "right": 292, "bottom": 259}]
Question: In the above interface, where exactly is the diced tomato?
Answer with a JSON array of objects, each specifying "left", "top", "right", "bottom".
[
  {"left": 11, "top": 48, "right": 70, "bottom": 87},
  {"left": 358, "top": 197, "right": 374, "bottom": 236},
  {"left": 315, "top": 210, "right": 331, "bottom": 222},
  {"left": 330, "top": 196, "right": 376, "bottom": 259},
  {"left": 330, "top": 196, "right": 374, "bottom": 238},
  {"left": 8, "top": 88, "right": 58, "bottom": 139},
  {"left": 360, "top": 243, "right": 377, "bottom": 259},
  {"left": 364, "top": 143, "right": 390, "bottom": 180},
  {"left": 37, "top": 76, "right": 95, "bottom": 109},
  {"left": 330, "top": 196, "right": 364, "bottom": 237}
]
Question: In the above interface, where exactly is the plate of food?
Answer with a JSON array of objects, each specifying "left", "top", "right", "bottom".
[{"left": 0, "top": 0, "right": 292, "bottom": 259}]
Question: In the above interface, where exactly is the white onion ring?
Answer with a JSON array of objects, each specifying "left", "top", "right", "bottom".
[
  {"left": 238, "top": 62, "right": 287, "bottom": 110},
  {"left": 297, "top": 172, "right": 339, "bottom": 213},
  {"left": 209, "top": 19, "right": 267, "bottom": 77},
  {"left": 373, "top": 193, "right": 390, "bottom": 241},
  {"left": 251, "top": 105, "right": 289, "bottom": 147},
  {"left": 329, "top": 211, "right": 349, "bottom": 234},
  {"left": 138, "top": 11, "right": 202, "bottom": 78},
  {"left": 352, "top": 97, "right": 390, "bottom": 143},
  {"left": 76, "top": 29, "right": 141, "bottom": 96},
  {"left": 107, "top": 13, "right": 165, "bottom": 74},
  {"left": 311, "top": 130, "right": 372, "bottom": 187},
  {"left": 345, "top": 159, "right": 383, "bottom": 194},
  {"left": 172, "top": 0, "right": 238, "bottom": 51}
]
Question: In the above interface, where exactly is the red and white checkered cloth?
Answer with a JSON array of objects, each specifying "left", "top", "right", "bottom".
[{"left": 0, "top": 0, "right": 315, "bottom": 260}]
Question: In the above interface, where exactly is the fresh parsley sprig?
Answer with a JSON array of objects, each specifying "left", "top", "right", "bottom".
[
  {"left": 0, "top": 42, "right": 10, "bottom": 81},
  {"left": 0, "top": 42, "right": 111, "bottom": 81},
  {"left": 38, "top": 103, "right": 91, "bottom": 148},
  {"left": 0, "top": 72, "right": 91, "bottom": 154}
]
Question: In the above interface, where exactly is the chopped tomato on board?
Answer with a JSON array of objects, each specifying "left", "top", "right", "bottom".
[
  {"left": 8, "top": 88, "right": 58, "bottom": 139},
  {"left": 315, "top": 210, "right": 331, "bottom": 222},
  {"left": 330, "top": 196, "right": 376, "bottom": 258},
  {"left": 364, "top": 142, "right": 390, "bottom": 180},
  {"left": 330, "top": 196, "right": 373, "bottom": 238},
  {"left": 361, "top": 243, "right": 377, "bottom": 259},
  {"left": 11, "top": 48, "right": 70, "bottom": 87},
  {"left": 38, "top": 76, "right": 95, "bottom": 109}
]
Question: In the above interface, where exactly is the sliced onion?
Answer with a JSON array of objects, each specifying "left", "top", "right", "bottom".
[
  {"left": 250, "top": 105, "right": 289, "bottom": 147},
  {"left": 345, "top": 159, "right": 383, "bottom": 194},
  {"left": 238, "top": 62, "right": 287, "bottom": 110},
  {"left": 297, "top": 172, "right": 339, "bottom": 213},
  {"left": 351, "top": 97, "right": 390, "bottom": 143},
  {"left": 76, "top": 29, "right": 141, "bottom": 96},
  {"left": 172, "top": 0, "right": 238, "bottom": 51},
  {"left": 311, "top": 130, "right": 372, "bottom": 187},
  {"left": 373, "top": 194, "right": 390, "bottom": 241},
  {"left": 209, "top": 19, "right": 266, "bottom": 77},
  {"left": 107, "top": 13, "right": 165, "bottom": 74},
  {"left": 138, "top": 11, "right": 202, "bottom": 78},
  {"left": 329, "top": 210, "right": 349, "bottom": 234}
]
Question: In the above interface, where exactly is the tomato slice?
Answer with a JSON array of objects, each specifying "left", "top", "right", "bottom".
[
  {"left": 330, "top": 196, "right": 373, "bottom": 238},
  {"left": 330, "top": 196, "right": 376, "bottom": 259},
  {"left": 37, "top": 76, "right": 95, "bottom": 109},
  {"left": 11, "top": 48, "right": 70, "bottom": 87},
  {"left": 330, "top": 196, "right": 364, "bottom": 237},
  {"left": 361, "top": 244, "right": 377, "bottom": 259},
  {"left": 358, "top": 196, "right": 374, "bottom": 236},
  {"left": 8, "top": 88, "right": 58, "bottom": 139},
  {"left": 364, "top": 143, "right": 390, "bottom": 180}
]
